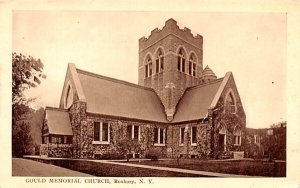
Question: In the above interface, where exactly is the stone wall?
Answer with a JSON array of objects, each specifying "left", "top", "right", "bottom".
[
  {"left": 166, "top": 123, "right": 211, "bottom": 159},
  {"left": 68, "top": 100, "right": 87, "bottom": 158},
  {"left": 73, "top": 114, "right": 169, "bottom": 159},
  {"left": 40, "top": 143, "right": 72, "bottom": 158},
  {"left": 72, "top": 114, "right": 214, "bottom": 159}
]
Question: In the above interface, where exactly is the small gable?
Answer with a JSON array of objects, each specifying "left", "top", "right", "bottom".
[
  {"left": 45, "top": 107, "right": 73, "bottom": 135},
  {"left": 172, "top": 78, "right": 223, "bottom": 122}
]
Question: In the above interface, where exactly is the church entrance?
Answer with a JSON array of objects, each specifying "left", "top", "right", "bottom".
[
  {"left": 218, "top": 126, "right": 227, "bottom": 152},
  {"left": 218, "top": 134, "right": 225, "bottom": 151}
]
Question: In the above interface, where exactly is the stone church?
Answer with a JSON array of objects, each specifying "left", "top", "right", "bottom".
[{"left": 41, "top": 18, "right": 246, "bottom": 159}]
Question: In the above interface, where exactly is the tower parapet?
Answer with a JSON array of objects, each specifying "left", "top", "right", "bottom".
[{"left": 139, "top": 18, "right": 203, "bottom": 52}]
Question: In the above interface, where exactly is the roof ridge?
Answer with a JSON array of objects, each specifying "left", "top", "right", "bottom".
[
  {"left": 76, "top": 68, "right": 155, "bottom": 92},
  {"left": 186, "top": 77, "right": 224, "bottom": 91},
  {"left": 45, "top": 106, "right": 68, "bottom": 112}
]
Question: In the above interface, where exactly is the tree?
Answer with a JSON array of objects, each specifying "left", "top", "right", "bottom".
[
  {"left": 12, "top": 52, "right": 46, "bottom": 157},
  {"left": 117, "top": 138, "right": 142, "bottom": 162},
  {"left": 270, "top": 121, "right": 286, "bottom": 128},
  {"left": 28, "top": 107, "right": 45, "bottom": 146},
  {"left": 12, "top": 121, "right": 34, "bottom": 157}
]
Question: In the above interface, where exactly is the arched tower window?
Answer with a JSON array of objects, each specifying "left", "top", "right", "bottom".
[
  {"left": 189, "top": 53, "right": 196, "bottom": 76},
  {"left": 225, "top": 91, "right": 236, "bottom": 113},
  {"left": 177, "top": 48, "right": 186, "bottom": 73},
  {"left": 155, "top": 48, "right": 164, "bottom": 73},
  {"left": 64, "top": 83, "right": 73, "bottom": 109},
  {"left": 145, "top": 55, "right": 153, "bottom": 78}
]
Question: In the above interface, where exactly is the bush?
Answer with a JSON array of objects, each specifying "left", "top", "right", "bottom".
[
  {"left": 95, "top": 151, "right": 124, "bottom": 160},
  {"left": 244, "top": 142, "right": 264, "bottom": 159},
  {"left": 117, "top": 138, "right": 142, "bottom": 161},
  {"left": 145, "top": 147, "right": 161, "bottom": 161}
]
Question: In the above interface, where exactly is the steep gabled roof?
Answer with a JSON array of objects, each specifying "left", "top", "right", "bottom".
[
  {"left": 172, "top": 78, "right": 223, "bottom": 122},
  {"left": 45, "top": 107, "right": 73, "bottom": 135},
  {"left": 59, "top": 64, "right": 238, "bottom": 124},
  {"left": 76, "top": 69, "right": 168, "bottom": 123}
]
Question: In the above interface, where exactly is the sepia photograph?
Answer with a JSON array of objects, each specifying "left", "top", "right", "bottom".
[
  {"left": 1, "top": 1, "right": 300, "bottom": 187},
  {"left": 11, "top": 11, "right": 287, "bottom": 178}
]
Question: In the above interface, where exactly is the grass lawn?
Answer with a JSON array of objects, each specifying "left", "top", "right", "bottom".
[
  {"left": 35, "top": 159, "right": 207, "bottom": 177},
  {"left": 128, "top": 159, "right": 285, "bottom": 177}
]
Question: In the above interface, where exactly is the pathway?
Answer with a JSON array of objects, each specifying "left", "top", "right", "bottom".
[{"left": 12, "top": 158, "right": 93, "bottom": 177}]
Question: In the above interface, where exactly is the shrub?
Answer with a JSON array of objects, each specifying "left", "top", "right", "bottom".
[
  {"left": 244, "top": 142, "right": 264, "bottom": 159},
  {"left": 117, "top": 138, "right": 142, "bottom": 161},
  {"left": 145, "top": 147, "right": 161, "bottom": 161},
  {"left": 95, "top": 151, "right": 124, "bottom": 160}
]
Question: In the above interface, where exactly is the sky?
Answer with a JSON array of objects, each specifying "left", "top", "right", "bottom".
[{"left": 12, "top": 11, "right": 287, "bottom": 129}]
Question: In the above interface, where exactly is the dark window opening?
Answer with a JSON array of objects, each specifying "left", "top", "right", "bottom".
[
  {"left": 145, "top": 65, "right": 148, "bottom": 78},
  {"left": 67, "top": 136, "right": 72, "bottom": 144},
  {"left": 154, "top": 128, "right": 158, "bottom": 143},
  {"left": 159, "top": 128, "right": 164, "bottom": 144},
  {"left": 189, "top": 61, "right": 192, "bottom": 75},
  {"left": 149, "top": 63, "right": 152, "bottom": 76},
  {"left": 191, "top": 127, "right": 197, "bottom": 144},
  {"left": 180, "top": 127, "right": 185, "bottom": 144},
  {"left": 154, "top": 127, "right": 165, "bottom": 145},
  {"left": 177, "top": 56, "right": 181, "bottom": 71},
  {"left": 192, "top": 63, "right": 196, "bottom": 76},
  {"left": 93, "top": 122, "right": 100, "bottom": 141},
  {"left": 127, "top": 125, "right": 132, "bottom": 139},
  {"left": 178, "top": 48, "right": 186, "bottom": 73},
  {"left": 218, "top": 134, "right": 225, "bottom": 151},
  {"left": 133, "top": 125, "right": 139, "bottom": 140},
  {"left": 102, "top": 122, "right": 109, "bottom": 142}
]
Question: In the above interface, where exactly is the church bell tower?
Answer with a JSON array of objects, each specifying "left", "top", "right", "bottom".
[{"left": 138, "top": 18, "right": 204, "bottom": 121}]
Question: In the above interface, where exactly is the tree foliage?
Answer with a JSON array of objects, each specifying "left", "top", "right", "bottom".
[
  {"left": 117, "top": 138, "right": 142, "bottom": 161},
  {"left": 12, "top": 52, "right": 46, "bottom": 107},
  {"left": 12, "top": 121, "right": 34, "bottom": 157},
  {"left": 270, "top": 121, "right": 286, "bottom": 128},
  {"left": 12, "top": 52, "right": 46, "bottom": 157}
]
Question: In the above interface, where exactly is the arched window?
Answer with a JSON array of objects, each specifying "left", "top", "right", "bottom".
[
  {"left": 155, "top": 48, "right": 164, "bottom": 73},
  {"left": 234, "top": 129, "right": 241, "bottom": 146},
  {"left": 145, "top": 55, "right": 153, "bottom": 78},
  {"left": 177, "top": 48, "right": 186, "bottom": 73},
  {"left": 189, "top": 53, "right": 196, "bottom": 76},
  {"left": 64, "top": 83, "right": 73, "bottom": 109},
  {"left": 225, "top": 91, "right": 236, "bottom": 113},
  {"left": 218, "top": 125, "right": 227, "bottom": 151}
]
